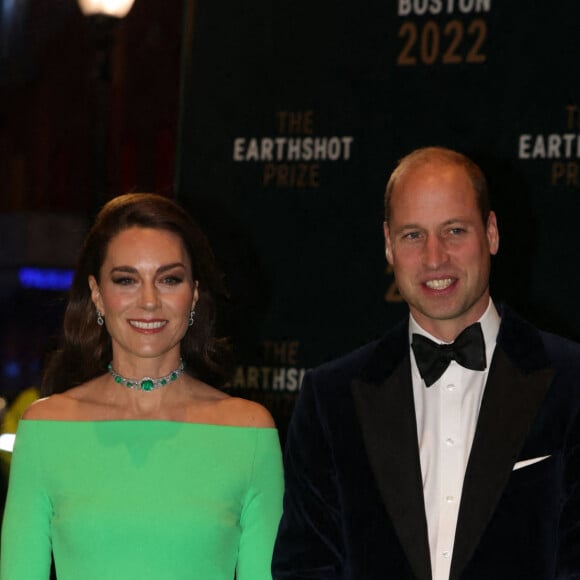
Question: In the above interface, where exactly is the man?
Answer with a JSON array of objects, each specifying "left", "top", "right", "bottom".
[{"left": 272, "top": 147, "right": 580, "bottom": 579}]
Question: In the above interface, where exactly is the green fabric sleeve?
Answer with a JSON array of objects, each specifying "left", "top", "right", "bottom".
[
  {"left": 237, "top": 429, "right": 284, "bottom": 580},
  {"left": 1, "top": 421, "right": 53, "bottom": 580}
]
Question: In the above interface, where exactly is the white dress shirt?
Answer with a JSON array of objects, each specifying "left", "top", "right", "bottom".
[{"left": 409, "top": 300, "right": 501, "bottom": 580}]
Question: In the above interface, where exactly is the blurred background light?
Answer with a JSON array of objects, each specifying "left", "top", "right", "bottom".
[
  {"left": 77, "top": 0, "right": 136, "bottom": 18},
  {"left": 18, "top": 267, "right": 74, "bottom": 291},
  {"left": 0, "top": 433, "right": 15, "bottom": 453}
]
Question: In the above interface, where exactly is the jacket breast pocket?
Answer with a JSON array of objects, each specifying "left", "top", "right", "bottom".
[{"left": 507, "top": 451, "right": 561, "bottom": 489}]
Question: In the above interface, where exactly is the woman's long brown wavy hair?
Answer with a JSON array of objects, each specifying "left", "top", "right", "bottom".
[{"left": 41, "top": 193, "right": 232, "bottom": 394}]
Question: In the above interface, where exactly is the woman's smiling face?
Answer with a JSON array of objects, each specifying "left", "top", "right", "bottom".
[{"left": 89, "top": 226, "right": 198, "bottom": 368}]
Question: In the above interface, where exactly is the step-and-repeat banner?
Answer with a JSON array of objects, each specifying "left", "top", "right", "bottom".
[{"left": 175, "top": 0, "right": 580, "bottom": 436}]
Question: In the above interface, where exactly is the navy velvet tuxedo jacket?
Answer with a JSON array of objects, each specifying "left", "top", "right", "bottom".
[{"left": 272, "top": 307, "right": 580, "bottom": 579}]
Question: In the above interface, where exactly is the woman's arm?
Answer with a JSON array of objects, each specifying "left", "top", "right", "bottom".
[
  {"left": 1, "top": 421, "right": 52, "bottom": 580},
  {"left": 237, "top": 428, "right": 284, "bottom": 580}
]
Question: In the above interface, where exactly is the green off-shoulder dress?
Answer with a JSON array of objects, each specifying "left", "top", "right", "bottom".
[{"left": 0, "top": 420, "right": 284, "bottom": 580}]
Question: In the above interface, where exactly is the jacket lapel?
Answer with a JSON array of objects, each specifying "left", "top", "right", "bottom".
[
  {"left": 349, "top": 308, "right": 555, "bottom": 580},
  {"left": 450, "top": 309, "right": 555, "bottom": 579},
  {"left": 351, "top": 324, "right": 432, "bottom": 580}
]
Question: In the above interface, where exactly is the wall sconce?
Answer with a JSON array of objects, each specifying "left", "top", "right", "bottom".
[
  {"left": 77, "top": 0, "right": 136, "bottom": 18},
  {"left": 77, "top": 0, "right": 136, "bottom": 216}
]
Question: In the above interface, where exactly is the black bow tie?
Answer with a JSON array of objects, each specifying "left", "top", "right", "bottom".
[{"left": 411, "top": 322, "right": 487, "bottom": 387}]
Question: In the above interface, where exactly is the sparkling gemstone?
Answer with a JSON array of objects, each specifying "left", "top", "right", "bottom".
[
  {"left": 141, "top": 379, "right": 154, "bottom": 391},
  {"left": 171, "top": 372, "right": 178, "bottom": 381},
  {"left": 114, "top": 376, "right": 122, "bottom": 384},
  {"left": 161, "top": 379, "right": 167, "bottom": 385}
]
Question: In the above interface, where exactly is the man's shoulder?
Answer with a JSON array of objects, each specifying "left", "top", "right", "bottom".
[
  {"left": 310, "top": 338, "right": 384, "bottom": 379},
  {"left": 304, "top": 319, "right": 409, "bottom": 392},
  {"left": 498, "top": 304, "right": 580, "bottom": 370},
  {"left": 538, "top": 328, "right": 580, "bottom": 365}
]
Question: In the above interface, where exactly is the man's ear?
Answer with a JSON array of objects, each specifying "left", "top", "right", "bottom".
[
  {"left": 88, "top": 275, "right": 104, "bottom": 314},
  {"left": 486, "top": 211, "right": 500, "bottom": 256},
  {"left": 384, "top": 221, "right": 394, "bottom": 265}
]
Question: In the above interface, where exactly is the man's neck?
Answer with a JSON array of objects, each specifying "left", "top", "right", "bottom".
[{"left": 410, "top": 298, "right": 497, "bottom": 343}]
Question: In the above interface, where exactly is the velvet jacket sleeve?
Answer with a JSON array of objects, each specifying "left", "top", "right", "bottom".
[
  {"left": 272, "top": 371, "right": 344, "bottom": 578},
  {"left": 1, "top": 421, "right": 53, "bottom": 580},
  {"left": 237, "top": 428, "right": 284, "bottom": 580},
  {"left": 559, "top": 407, "right": 580, "bottom": 578},
  {"left": 542, "top": 333, "right": 580, "bottom": 578}
]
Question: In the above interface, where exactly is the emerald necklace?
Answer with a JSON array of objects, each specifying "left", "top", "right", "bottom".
[{"left": 107, "top": 359, "right": 186, "bottom": 392}]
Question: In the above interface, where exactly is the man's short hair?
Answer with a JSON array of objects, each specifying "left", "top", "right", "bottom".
[{"left": 384, "top": 146, "right": 490, "bottom": 225}]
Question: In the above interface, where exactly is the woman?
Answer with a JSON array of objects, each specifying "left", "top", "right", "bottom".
[{"left": 1, "top": 194, "right": 284, "bottom": 579}]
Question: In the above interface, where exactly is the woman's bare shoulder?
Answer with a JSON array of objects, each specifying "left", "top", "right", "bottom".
[
  {"left": 21, "top": 382, "right": 99, "bottom": 421},
  {"left": 187, "top": 377, "right": 275, "bottom": 428},
  {"left": 22, "top": 393, "right": 76, "bottom": 420},
  {"left": 216, "top": 396, "right": 276, "bottom": 428},
  {"left": 186, "top": 379, "right": 275, "bottom": 428}
]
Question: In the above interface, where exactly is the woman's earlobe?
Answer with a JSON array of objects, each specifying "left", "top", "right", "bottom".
[
  {"left": 88, "top": 275, "right": 103, "bottom": 312},
  {"left": 192, "top": 281, "right": 200, "bottom": 309}
]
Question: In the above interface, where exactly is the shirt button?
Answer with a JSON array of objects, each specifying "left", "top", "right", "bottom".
[
  {"left": 446, "top": 384, "right": 456, "bottom": 392},
  {"left": 445, "top": 495, "right": 455, "bottom": 503},
  {"left": 442, "top": 551, "right": 450, "bottom": 559},
  {"left": 445, "top": 438, "right": 455, "bottom": 446}
]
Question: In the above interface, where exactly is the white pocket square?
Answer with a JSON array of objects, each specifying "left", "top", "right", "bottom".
[{"left": 513, "top": 455, "right": 551, "bottom": 471}]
